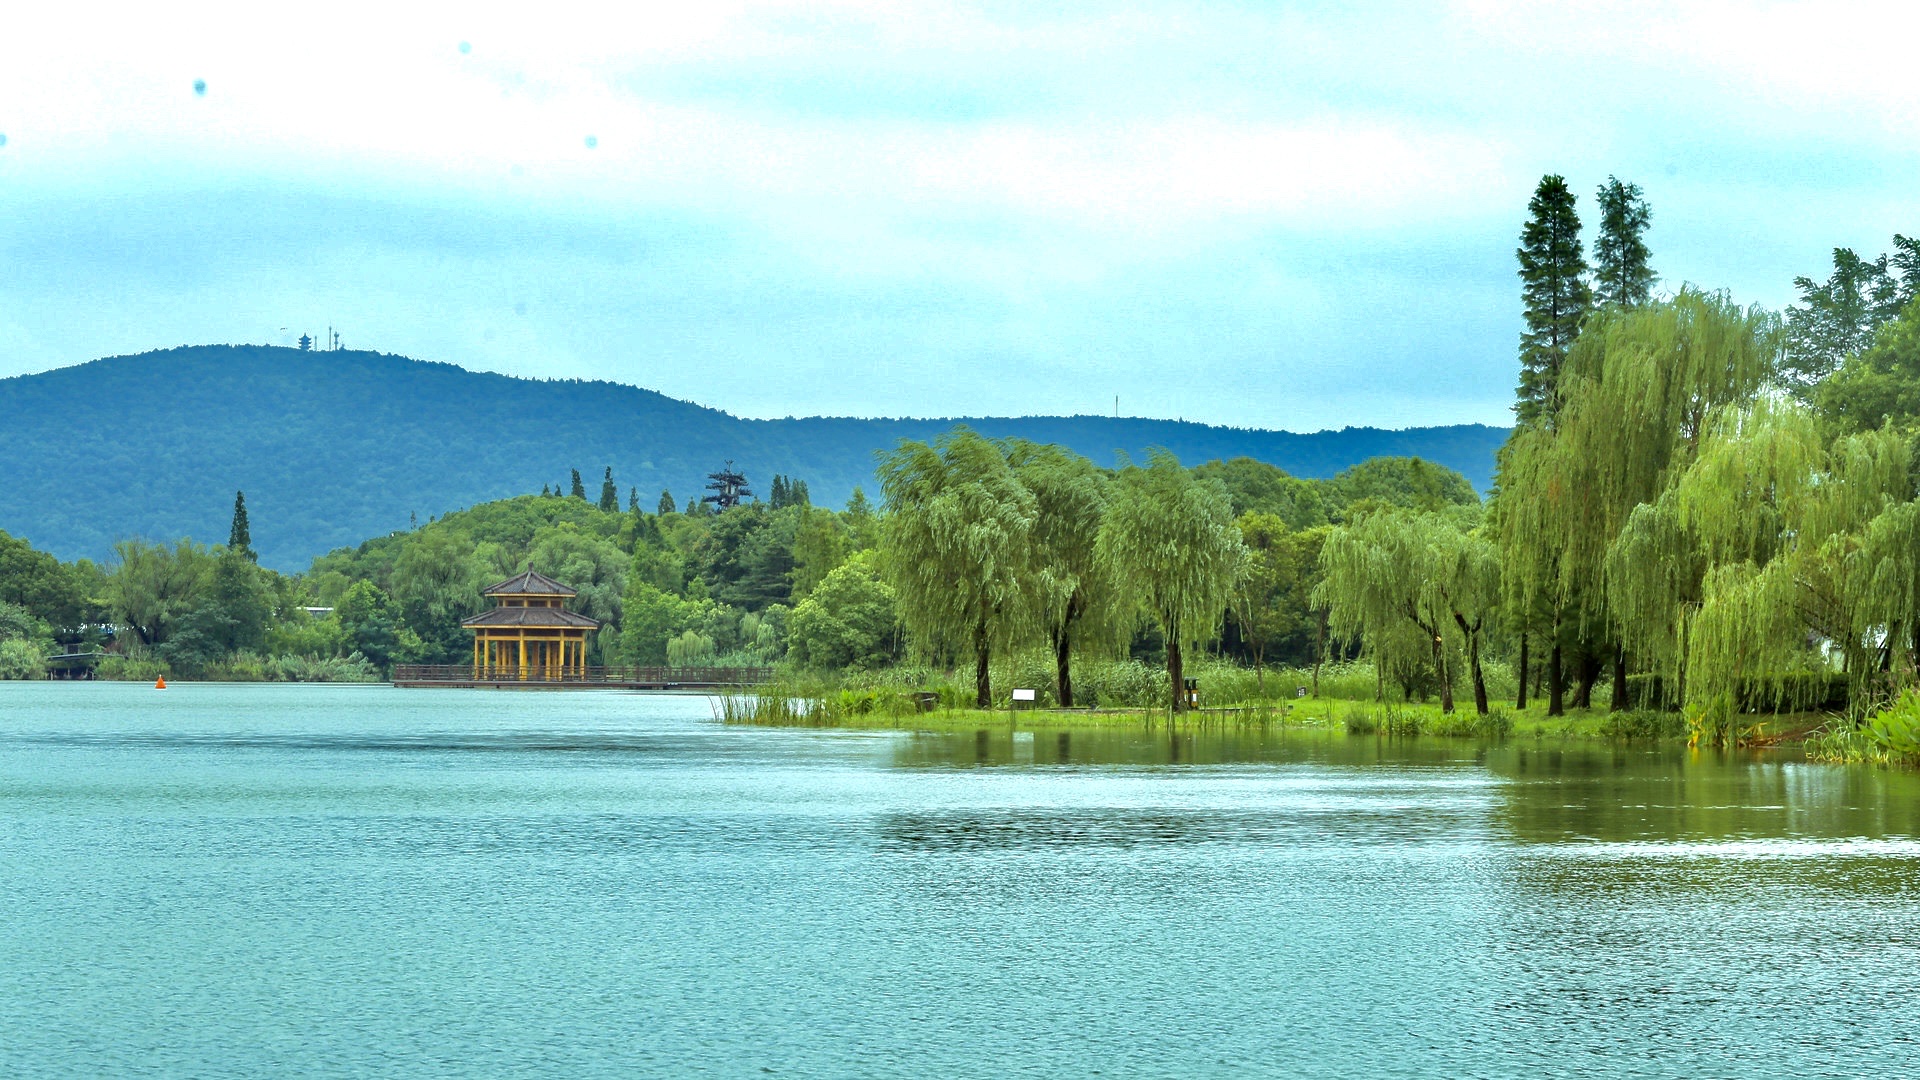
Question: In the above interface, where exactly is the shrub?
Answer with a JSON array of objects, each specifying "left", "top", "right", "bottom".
[
  {"left": 97, "top": 654, "right": 171, "bottom": 681},
  {"left": 1380, "top": 706, "right": 1423, "bottom": 737},
  {"left": 1805, "top": 721, "right": 1882, "bottom": 764},
  {"left": 1343, "top": 705, "right": 1378, "bottom": 735},
  {"left": 1426, "top": 707, "right": 1513, "bottom": 738},
  {"left": 1597, "top": 708, "right": 1686, "bottom": 740},
  {"left": 1867, "top": 691, "right": 1920, "bottom": 764},
  {"left": 0, "top": 639, "right": 47, "bottom": 680},
  {"left": 1076, "top": 659, "right": 1169, "bottom": 709},
  {"left": 267, "top": 652, "right": 381, "bottom": 683}
]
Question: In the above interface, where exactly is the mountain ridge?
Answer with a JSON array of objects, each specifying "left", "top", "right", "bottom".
[{"left": 0, "top": 345, "right": 1510, "bottom": 569}]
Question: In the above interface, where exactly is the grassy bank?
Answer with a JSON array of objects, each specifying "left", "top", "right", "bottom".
[{"left": 715, "top": 687, "right": 1839, "bottom": 746}]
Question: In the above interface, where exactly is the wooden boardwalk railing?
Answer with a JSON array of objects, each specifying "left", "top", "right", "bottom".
[{"left": 391, "top": 664, "right": 776, "bottom": 689}]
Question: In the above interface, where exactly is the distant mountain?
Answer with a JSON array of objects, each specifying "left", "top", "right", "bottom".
[{"left": 0, "top": 346, "right": 1510, "bottom": 570}]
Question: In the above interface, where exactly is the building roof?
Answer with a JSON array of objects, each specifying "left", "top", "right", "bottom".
[
  {"left": 481, "top": 569, "right": 577, "bottom": 597},
  {"left": 462, "top": 606, "right": 601, "bottom": 629}
]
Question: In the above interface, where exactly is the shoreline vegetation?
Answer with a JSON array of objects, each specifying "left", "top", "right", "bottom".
[
  {"left": 710, "top": 658, "right": 1837, "bottom": 754},
  {"left": 2, "top": 192, "right": 1918, "bottom": 769}
]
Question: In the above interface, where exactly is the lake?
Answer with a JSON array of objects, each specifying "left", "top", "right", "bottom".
[{"left": 4, "top": 682, "right": 1919, "bottom": 1077}]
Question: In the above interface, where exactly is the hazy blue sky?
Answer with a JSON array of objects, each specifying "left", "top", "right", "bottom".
[{"left": 2, "top": 1, "right": 1913, "bottom": 429}]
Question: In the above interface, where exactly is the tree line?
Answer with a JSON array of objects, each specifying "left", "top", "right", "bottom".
[
  {"left": 0, "top": 449, "right": 1477, "bottom": 693},
  {"left": 1321, "top": 171, "right": 1920, "bottom": 745}
]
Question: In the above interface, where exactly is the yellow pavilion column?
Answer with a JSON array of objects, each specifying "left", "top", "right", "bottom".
[
  {"left": 517, "top": 632, "right": 528, "bottom": 681},
  {"left": 472, "top": 635, "right": 481, "bottom": 676}
]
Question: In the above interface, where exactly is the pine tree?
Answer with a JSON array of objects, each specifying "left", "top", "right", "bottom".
[
  {"left": 570, "top": 469, "right": 586, "bottom": 500},
  {"left": 1515, "top": 175, "right": 1592, "bottom": 427},
  {"left": 628, "top": 487, "right": 639, "bottom": 513},
  {"left": 541, "top": 484, "right": 551, "bottom": 497},
  {"left": 658, "top": 490, "right": 676, "bottom": 515},
  {"left": 769, "top": 475, "right": 789, "bottom": 509},
  {"left": 228, "top": 491, "right": 254, "bottom": 561},
  {"left": 1592, "top": 177, "right": 1655, "bottom": 308},
  {"left": 598, "top": 467, "right": 618, "bottom": 512},
  {"left": 792, "top": 479, "right": 810, "bottom": 507}
]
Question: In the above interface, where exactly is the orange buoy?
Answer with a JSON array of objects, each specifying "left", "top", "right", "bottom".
[{"left": 155, "top": 676, "right": 167, "bottom": 689}]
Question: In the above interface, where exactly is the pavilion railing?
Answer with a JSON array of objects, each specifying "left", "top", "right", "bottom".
[{"left": 392, "top": 664, "right": 776, "bottom": 686}]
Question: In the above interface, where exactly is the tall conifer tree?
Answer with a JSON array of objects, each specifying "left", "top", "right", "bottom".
[
  {"left": 570, "top": 469, "right": 586, "bottom": 500},
  {"left": 1515, "top": 175, "right": 1591, "bottom": 427},
  {"left": 1592, "top": 177, "right": 1655, "bottom": 308},
  {"left": 228, "top": 491, "right": 254, "bottom": 561},
  {"left": 598, "top": 467, "right": 619, "bottom": 512},
  {"left": 658, "top": 490, "right": 676, "bottom": 515}
]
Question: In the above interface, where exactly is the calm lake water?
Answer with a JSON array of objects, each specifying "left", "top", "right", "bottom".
[{"left": 4, "top": 683, "right": 1920, "bottom": 1078}]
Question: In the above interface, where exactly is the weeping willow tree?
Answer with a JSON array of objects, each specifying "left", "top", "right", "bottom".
[
  {"left": 1005, "top": 439, "right": 1118, "bottom": 708},
  {"left": 1490, "top": 425, "right": 1567, "bottom": 711},
  {"left": 1495, "top": 288, "right": 1783, "bottom": 713},
  {"left": 1611, "top": 396, "right": 1918, "bottom": 744},
  {"left": 1317, "top": 509, "right": 1498, "bottom": 714},
  {"left": 878, "top": 428, "right": 1038, "bottom": 707},
  {"left": 1098, "top": 451, "right": 1244, "bottom": 713}
]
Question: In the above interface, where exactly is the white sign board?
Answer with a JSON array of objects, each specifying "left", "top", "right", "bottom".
[{"left": 1011, "top": 688, "right": 1036, "bottom": 701}]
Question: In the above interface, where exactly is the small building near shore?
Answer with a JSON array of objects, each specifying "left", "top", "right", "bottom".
[{"left": 462, "top": 570, "right": 599, "bottom": 679}]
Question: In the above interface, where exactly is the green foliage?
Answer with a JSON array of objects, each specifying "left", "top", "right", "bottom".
[
  {"left": 1495, "top": 290, "right": 1784, "bottom": 724},
  {"left": 789, "top": 507, "right": 849, "bottom": 599},
  {"left": 1072, "top": 658, "right": 1170, "bottom": 709},
  {"left": 1591, "top": 176, "right": 1655, "bottom": 309},
  {"left": 1865, "top": 691, "right": 1920, "bottom": 762},
  {"left": 0, "top": 530, "right": 95, "bottom": 634},
  {"left": 1329, "top": 457, "right": 1479, "bottom": 519},
  {"left": 0, "top": 638, "right": 46, "bottom": 680},
  {"left": 1192, "top": 458, "right": 1330, "bottom": 527},
  {"left": 666, "top": 629, "right": 716, "bottom": 667},
  {"left": 879, "top": 428, "right": 1038, "bottom": 706},
  {"left": 262, "top": 652, "right": 381, "bottom": 683},
  {"left": 96, "top": 652, "right": 170, "bottom": 681},
  {"left": 598, "top": 467, "right": 619, "bottom": 513},
  {"left": 787, "top": 554, "right": 900, "bottom": 670},
  {"left": 1317, "top": 509, "right": 1497, "bottom": 713},
  {"left": 0, "top": 600, "right": 52, "bottom": 647},
  {"left": 110, "top": 539, "right": 216, "bottom": 646},
  {"left": 690, "top": 505, "right": 795, "bottom": 610},
  {"left": 228, "top": 491, "right": 253, "bottom": 559},
  {"left": 527, "top": 525, "right": 626, "bottom": 630},
  {"left": 1098, "top": 450, "right": 1245, "bottom": 711},
  {"left": 1007, "top": 439, "right": 1118, "bottom": 706},
  {"left": 620, "top": 582, "right": 727, "bottom": 665},
  {"left": 1596, "top": 709, "right": 1686, "bottom": 740},
  {"left": 1785, "top": 237, "right": 1919, "bottom": 392},
  {"left": 265, "top": 610, "right": 351, "bottom": 658},
  {"left": 1515, "top": 174, "right": 1591, "bottom": 426},
  {"left": 1815, "top": 297, "right": 1920, "bottom": 435},
  {"left": 333, "top": 580, "right": 421, "bottom": 669}
]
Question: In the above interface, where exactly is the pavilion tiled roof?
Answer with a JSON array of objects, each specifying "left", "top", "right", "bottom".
[
  {"left": 481, "top": 570, "right": 576, "bottom": 597},
  {"left": 461, "top": 606, "right": 601, "bottom": 629}
]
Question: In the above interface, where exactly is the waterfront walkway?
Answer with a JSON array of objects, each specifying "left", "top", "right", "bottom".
[{"left": 391, "top": 664, "right": 775, "bottom": 690}]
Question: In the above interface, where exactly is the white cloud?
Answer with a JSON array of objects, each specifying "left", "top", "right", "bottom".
[{"left": 0, "top": 0, "right": 1912, "bottom": 427}]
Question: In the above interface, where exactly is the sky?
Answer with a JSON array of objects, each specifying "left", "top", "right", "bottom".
[{"left": 2, "top": 1, "right": 1915, "bottom": 431}]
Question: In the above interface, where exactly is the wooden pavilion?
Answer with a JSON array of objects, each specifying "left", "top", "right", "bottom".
[{"left": 462, "top": 570, "right": 600, "bottom": 681}]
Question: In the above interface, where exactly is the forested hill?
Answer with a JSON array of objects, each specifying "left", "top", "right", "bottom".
[{"left": 0, "top": 345, "right": 1509, "bottom": 569}]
